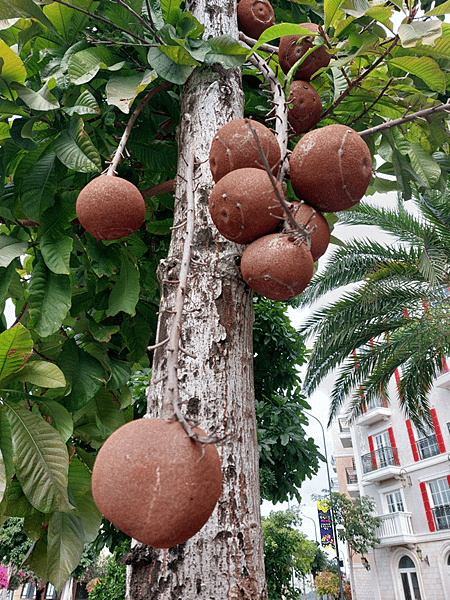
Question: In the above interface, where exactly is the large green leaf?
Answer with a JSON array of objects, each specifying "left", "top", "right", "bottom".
[
  {"left": 3, "top": 399, "right": 70, "bottom": 512},
  {"left": 0, "top": 38, "right": 26, "bottom": 97},
  {"left": 248, "top": 24, "right": 314, "bottom": 56},
  {"left": 68, "top": 46, "right": 125, "bottom": 84},
  {"left": 28, "top": 260, "right": 72, "bottom": 338},
  {"left": 408, "top": 143, "right": 442, "bottom": 188},
  {"left": 388, "top": 56, "right": 446, "bottom": 93},
  {"left": 106, "top": 251, "right": 140, "bottom": 316},
  {"left": 68, "top": 455, "right": 102, "bottom": 543},
  {"left": 53, "top": 117, "right": 101, "bottom": 173},
  {"left": 161, "top": 0, "right": 182, "bottom": 25},
  {"left": 147, "top": 46, "right": 195, "bottom": 84},
  {"left": 106, "top": 70, "right": 156, "bottom": 114},
  {"left": 0, "top": 97, "right": 27, "bottom": 116},
  {"left": 56, "top": 338, "right": 105, "bottom": 412},
  {"left": 3, "top": 475, "right": 36, "bottom": 517},
  {"left": 324, "top": 0, "right": 346, "bottom": 29},
  {"left": 47, "top": 510, "right": 84, "bottom": 593},
  {"left": 43, "top": 0, "right": 99, "bottom": 45},
  {"left": 142, "top": 0, "right": 164, "bottom": 29},
  {"left": 204, "top": 36, "right": 249, "bottom": 68},
  {"left": 424, "top": 0, "right": 450, "bottom": 15},
  {"left": 23, "top": 536, "right": 48, "bottom": 583},
  {"left": 0, "top": 408, "right": 13, "bottom": 503},
  {"left": 62, "top": 89, "right": 100, "bottom": 116},
  {"left": 0, "top": 323, "right": 32, "bottom": 383},
  {"left": 0, "top": 0, "right": 57, "bottom": 33},
  {"left": 19, "top": 152, "right": 57, "bottom": 222},
  {"left": 10, "top": 81, "right": 60, "bottom": 111},
  {"left": 40, "top": 230, "right": 73, "bottom": 275},
  {"left": 0, "top": 235, "right": 28, "bottom": 268},
  {"left": 10, "top": 360, "right": 66, "bottom": 388},
  {"left": 33, "top": 398, "right": 73, "bottom": 443},
  {"left": 339, "top": 0, "right": 370, "bottom": 18},
  {"left": 398, "top": 21, "right": 442, "bottom": 48}
]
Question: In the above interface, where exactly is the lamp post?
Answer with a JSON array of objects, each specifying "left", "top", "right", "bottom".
[
  {"left": 299, "top": 510, "right": 318, "bottom": 543},
  {"left": 305, "top": 410, "right": 346, "bottom": 600}
]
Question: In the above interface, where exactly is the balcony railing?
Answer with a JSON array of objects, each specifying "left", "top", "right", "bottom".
[
  {"left": 376, "top": 512, "right": 415, "bottom": 545},
  {"left": 416, "top": 434, "right": 440, "bottom": 460},
  {"left": 361, "top": 446, "right": 400, "bottom": 474},
  {"left": 432, "top": 505, "right": 450, "bottom": 530},
  {"left": 364, "top": 396, "right": 388, "bottom": 411},
  {"left": 338, "top": 418, "right": 350, "bottom": 433},
  {"left": 345, "top": 467, "right": 358, "bottom": 485}
]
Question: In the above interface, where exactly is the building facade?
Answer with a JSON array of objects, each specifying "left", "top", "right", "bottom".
[{"left": 331, "top": 371, "right": 450, "bottom": 600}]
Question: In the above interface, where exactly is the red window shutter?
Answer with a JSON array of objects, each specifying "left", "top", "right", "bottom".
[
  {"left": 368, "top": 436, "right": 377, "bottom": 470},
  {"left": 394, "top": 368, "right": 402, "bottom": 397},
  {"left": 406, "top": 420, "right": 420, "bottom": 462},
  {"left": 447, "top": 475, "right": 450, "bottom": 489},
  {"left": 431, "top": 408, "right": 446, "bottom": 453},
  {"left": 388, "top": 427, "right": 399, "bottom": 465},
  {"left": 441, "top": 356, "right": 449, "bottom": 373},
  {"left": 420, "top": 482, "right": 436, "bottom": 532}
]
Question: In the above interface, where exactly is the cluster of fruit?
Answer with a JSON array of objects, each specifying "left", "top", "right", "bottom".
[{"left": 208, "top": 118, "right": 372, "bottom": 301}]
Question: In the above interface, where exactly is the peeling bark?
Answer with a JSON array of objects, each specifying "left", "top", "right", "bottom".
[{"left": 125, "top": 1, "right": 267, "bottom": 598}]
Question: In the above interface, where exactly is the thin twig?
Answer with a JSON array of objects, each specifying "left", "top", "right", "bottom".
[
  {"left": 141, "top": 179, "right": 176, "bottom": 198},
  {"left": 114, "top": 0, "right": 156, "bottom": 36},
  {"left": 106, "top": 81, "right": 171, "bottom": 175},
  {"left": 349, "top": 77, "right": 394, "bottom": 126},
  {"left": 358, "top": 100, "right": 450, "bottom": 138}
]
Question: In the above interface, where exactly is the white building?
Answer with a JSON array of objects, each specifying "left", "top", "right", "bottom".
[{"left": 331, "top": 368, "right": 450, "bottom": 600}]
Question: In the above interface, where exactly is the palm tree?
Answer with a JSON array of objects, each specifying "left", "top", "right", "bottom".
[{"left": 298, "top": 191, "right": 450, "bottom": 430}]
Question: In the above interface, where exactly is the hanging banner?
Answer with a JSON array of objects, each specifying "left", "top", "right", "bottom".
[{"left": 317, "top": 500, "right": 335, "bottom": 549}]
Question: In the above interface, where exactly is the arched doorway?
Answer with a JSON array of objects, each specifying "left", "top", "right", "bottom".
[{"left": 399, "top": 555, "right": 422, "bottom": 600}]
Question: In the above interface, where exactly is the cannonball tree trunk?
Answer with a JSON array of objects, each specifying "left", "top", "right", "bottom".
[{"left": 124, "top": 2, "right": 268, "bottom": 599}]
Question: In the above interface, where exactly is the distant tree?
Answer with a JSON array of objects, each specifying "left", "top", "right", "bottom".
[
  {"left": 315, "top": 571, "right": 351, "bottom": 600},
  {"left": 262, "top": 508, "right": 317, "bottom": 600},
  {"left": 87, "top": 542, "right": 129, "bottom": 600}
]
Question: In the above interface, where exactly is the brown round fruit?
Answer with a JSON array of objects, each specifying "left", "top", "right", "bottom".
[
  {"left": 76, "top": 175, "right": 146, "bottom": 240},
  {"left": 278, "top": 24, "right": 331, "bottom": 81},
  {"left": 240, "top": 233, "right": 314, "bottom": 301},
  {"left": 209, "top": 168, "right": 285, "bottom": 244},
  {"left": 288, "top": 80, "right": 322, "bottom": 135},
  {"left": 288, "top": 201, "right": 330, "bottom": 261},
  {"left": 237, "top": 0, "right": 275, "bottom": 39},
  {"left": 209, "top": 118, "right": 281, "bottom": 183},
  {"left": 92, "top": 418, "right": 222, "bottom": 549},
  {"left": 289, "top": 124, "right": 372, "bottom": 212}
]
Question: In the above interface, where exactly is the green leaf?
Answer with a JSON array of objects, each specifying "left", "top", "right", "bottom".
[
  {"left": 0, "top": 235, "right": 27, "bottom": 268},
  {"left": 62, "top": 89, "right": 100, "bottom": 116},
  {"left": 142, "top": 0, "right": 164, "bottom": 30},
  {"left": 10, "top": 360, "right": 66, "bottom": 388},
  {"left": 161, "top": 0, "right": 182, "bottom": 25},
  {"left": 68, "top": 456, "right": 102, "bottom": 543},
  {"left": 0, "top": 0, "right": 58, "bottom": 34},
  {"left": 88, "top": 320, "right": 120, "bottom": 343},
  {"left": 398, "top": 21, "right": 442, "bottom": 48},
  {"left": 40, "top": 230, "right": 73, "bottom": 275},
  {"left": 424, "top": 0, "right": 450, "bottom": 15},
  {"left": 53, "top": 117, "right": 101, "bottom": 173},
  {"left": 106, "top": 251, "right": 140, "bottom": 317},
  {"left": 68, "top": 47, "right": 125, "bottom": 84},
  {"left": 19, "top": 152, "right": 57, "bottom": 222},
  {"left": 3, "top": 475, "right": 36, "bottom": 517},
  {"left": 28, "top": 260, "right": 72, "bottom": 338},
  {"left": 324, "top": 0, "right": 346, "bottom": 29},
  {"left": 23, "top": 537, "right": 48, "bottom": 584},
  {"left": 0, "top": 323, "right": 32, "bottom": 383},
  {"left": 0, "top": 97, "right": 27, "bottom": 116},
  {"left": 85, "top": 237, "right": 120, "bottom": 277},
  {"left": 339, "top": 0, "right": 371, "bottom": 18},
  {"left": 95, "top": 387, "right": 127, "bottom": 432},
  {"left": 10, "top": 81, "right": 60, "bottom": 111},
  {"left": 0, "top": 408, "right": 13, "bottom": 503},
  {"left": 408, "top": 143, "right": 441, "bottom": 188},
  {"left": 56, "top": 338, "right": 105, "bottom": 412},
  {"left": 106, "top": 70, "right": 156, "bottom": 114},
  {"left": 147, "top": 46, "right": 195, "bottom": 84},
  {"left": 3, "top": 398, "right": 70, "bottom": 512},
  {"left": 248, "top": 24, "right": 314, "bottom": 56},
  {"left": 204, "top": 35, "right": 249, "bottom": 68},
  {"left": 159, "top": 44, "right": 201, "bottom": 66},
  {"left": 47, "top": 510, "right": 84, "bottom": 593},
  {"left": 0, "top": 38, "right": 26, "bottom": 98},
  {"left": 33, "top": 398, "right": 73, "bottom": 443},
  {"left": 388, "top": 56, "right": 446, "bottom": 93}
]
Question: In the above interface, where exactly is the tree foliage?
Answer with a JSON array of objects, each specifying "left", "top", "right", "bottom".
[
  {"left": 315, "top": 570, "right": 352, "bottom": 600},
  {"left": 298, "top": 191, "right": 450, "bottom": 428},
  {"left": 329, "top": 492, "right": 381, "bottom": 558},
  {"left": 262, "top": 507, "right": 317, "bottom": 600},
  {"left": 0, "top": 0, "right": 450, "bottom": 592}
]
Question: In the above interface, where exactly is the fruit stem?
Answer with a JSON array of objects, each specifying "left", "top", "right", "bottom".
[{"left": 106, "top": 81, "right": 171, "bottom": 176}]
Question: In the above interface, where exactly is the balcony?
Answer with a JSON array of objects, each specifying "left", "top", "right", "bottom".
[
  {"left": 345, "top": 467, "right": 359, "bottom": 497},
  {"left": 338, "top": 417, "right": 353, "bottom": 448},
  {"left": 376, "top": 512, "right": 415, "bottom": 546},
  {"left": 355, "top": 396, "right": 391, "bottom": 427},
  {"left": 417, "top": 434, "right": 440, "bottom": 460},
  {"left": 361, "top": 446, "right": 402, "bottom": 483},
  {"left": 435, "top": 370, "right": 450, "bottom": 390},
  {"left": 432, "top": 505, "right": 450, "bottom": 530}
]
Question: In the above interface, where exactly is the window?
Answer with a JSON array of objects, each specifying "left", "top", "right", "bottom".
[
  {"left": 386, "top": 490, "right": 405, "bottom": 513},
  {"left": 416, "top": 422, "right": 440, "bottom": 460},
  {"left": 429, "top": 477, "right": 450, "bottom": 530},
  {"left": 375, "top": 431, "right": 394, "bottom": 468},
  {"left": 399, "top": 555, "right": 422, "bottom": 600},
  {"left": 45, "top": 583, "right": 58, "bottom": 599},
  {"left": 21, "top": 583, "right": 36, "bottom": 599}
]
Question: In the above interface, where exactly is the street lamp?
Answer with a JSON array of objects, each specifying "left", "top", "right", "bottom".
[
  {"left": 305, "top": 410, "right": 346, "bottom": 600},
  {"left": 299, "top": 509, "right": 319, "bottom": 543}
]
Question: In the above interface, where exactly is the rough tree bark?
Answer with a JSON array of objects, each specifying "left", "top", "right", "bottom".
[{"left": 124, "top": 1, "right": 268, "bottom": 598}]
